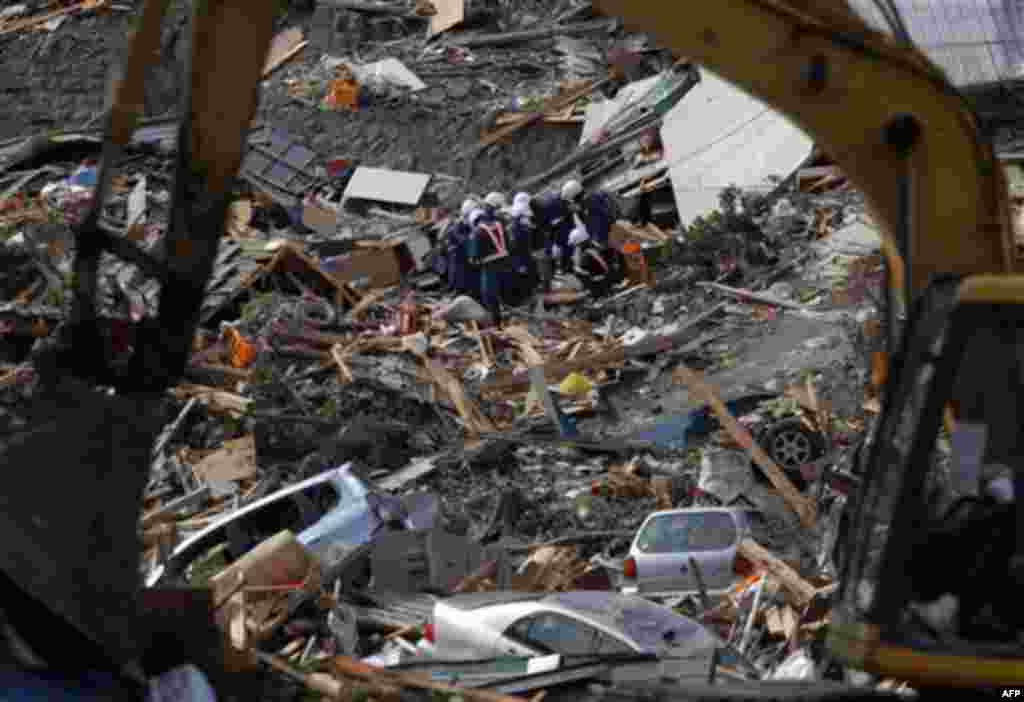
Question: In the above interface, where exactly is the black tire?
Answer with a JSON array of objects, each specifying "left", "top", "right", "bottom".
[{"left": 757, "top": 417, "right": 826, "bottom": 490}]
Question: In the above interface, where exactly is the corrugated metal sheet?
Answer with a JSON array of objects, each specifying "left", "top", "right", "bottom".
[
  {"left": 847, "top": 0, "right": 1024, "bottom": 87},
  {"left": 343, "top": 166, "right": 431, "bottom": 206},
  {"left": 660, "top": 71, "right": 813, "bottom": 227}
]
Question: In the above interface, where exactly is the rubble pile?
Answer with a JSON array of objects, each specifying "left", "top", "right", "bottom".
[{"left": 0, "top": 2, "right": 916, "bottom": 701}]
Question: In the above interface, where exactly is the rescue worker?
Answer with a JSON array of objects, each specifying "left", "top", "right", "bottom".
[
  {"left": 506, "top": 192, "right": 538, "bottom": 303},
  {"left": 534, "top": 182, "right": 578, "bottom": 274},
  {"left": 570, "top": 227, "right": 624, "bottom": 299},
  {"left": 483, "top": 192, "right": 508, "bottom": 218},
  {"left": 468, "top": 207, "right": 511, "bottom": 327},
  {"left": 448, "top": 199, "right": 480, "bottom": 298},
  {"left": 566, "top": 182, "right": 617, "bottom": 248}
]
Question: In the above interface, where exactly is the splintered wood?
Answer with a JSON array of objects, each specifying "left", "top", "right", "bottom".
[
  {"left": 417, "top": 354, "right": 496, "bottom": 436},
  {"left": 673, "top": 365, "right": 817, "bottom": 528},
  {"left": 736, "top": 539, "right": 816, "bottom": 610},
  {"left": 212, "top": 531, "right": 322, "bottom": 645},
  {"left": 512, "top": 546, "right": 589, "bottom": 592},
  {"left": 592, "top": 462, "right": 674, "bottom": 508}
]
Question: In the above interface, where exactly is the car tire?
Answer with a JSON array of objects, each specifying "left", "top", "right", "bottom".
[{"left": 757, "top": 417, "right": 826, "bottom": 490}]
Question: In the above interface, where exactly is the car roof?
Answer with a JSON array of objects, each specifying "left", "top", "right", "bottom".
[
  {"left": 638, "top": 507, "right": 746, "bottom": 526},
  {"left": 168, "top": 463, "right": 358, "bottom": 557},
  {"left": 441, "top": 591, "right": 544, "bottom": 611}
]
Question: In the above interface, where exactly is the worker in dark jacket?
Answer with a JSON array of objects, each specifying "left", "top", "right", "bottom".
[
  {"left": 570, "top": 227, "right": 623, "bottom": 299},
  {"left": 506, "top": 193, "right": 538, "bottom": 303},
  {"left": 535, "top": 184, "right": 577, "bottom": 274},
  {"left": 448, "top": 199, "right": 480, "bottom": 298},
  {"left": 566, "top": 185, "right": 617, "bottom": 248},
  {"left": 468, "top": 208, "right": 511, "bottom": 327}
]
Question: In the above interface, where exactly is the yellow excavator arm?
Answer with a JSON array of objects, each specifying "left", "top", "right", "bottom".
[{"left": 594, "top": 0, "right": 1016, "bottom": 298}]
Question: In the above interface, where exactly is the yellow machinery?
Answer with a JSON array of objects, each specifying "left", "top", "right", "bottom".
[{"left": 594, "top": 0, "right": 1024, "bottom": 689}]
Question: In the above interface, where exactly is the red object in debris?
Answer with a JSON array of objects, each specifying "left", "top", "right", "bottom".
[
  {"left": 591, "top": 481, "right": 602, "bottom": 496},
  {"left": 326, "top": 158, "right": 351, "bottom": 179},
  {"left": 423, "top": 622, "right": 435, "bottom": 643},
  {"left": 398, "top": 292, "right": 418, "bottom": 336},
  {"left": 623, "top": 556, "right": 637, "bottom": 580}
]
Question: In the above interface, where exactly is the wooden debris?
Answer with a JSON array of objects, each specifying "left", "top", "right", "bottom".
[
  {"left": 469, "top": 320, "right": 494, "bottom": 366},
  {"left": 737, "top": 539, "right": 816, "bottom": 610},
  {"left": 171, "top": 384, "right": 252, "bottom": 416},
  {"left": 416, "top": 353, "right": 497, "bottom": 436},
  {"left": 765, "top": 604, "right": 800, "bottom": 640},
  {"left": 330, "top": 343, "right": 355, "bottom": 384},
  {"left": 479, "top": 79, "right": 602, "bottom": 147},
  {"left": 673, "top": 365, "right": 817, "bottom": 528},
  {"left": 512, "top": 546, "right": 589, "bottom": 592},
  {"left": 191, "top": 435, "right": 258, "bottom": 484},
  {"left": 212, "top": 531, "right": 322, "bottom": 643},
  {"left": 651, "top": 477, "right": 674, "bottom": 509},
  {"left": 263, "top": 28, "right": 307, "bottom": 77},
  {"left": 332, "top": 655, "right": 531, "bottom": 702},
  {"left": 258, "top": 653, "right": 349, "bottom": 699},
  {"left": 140, "top": 485, "right": 212, "bottom": 529},
  {"left": 697, "top": 282, "right": 807, "bottom": 311},
  {"left": 428, "top": 0, "right": 464, "bottom": 35},
  {"left": 0, "top": 0, "right": 109, "bottom": 37}
]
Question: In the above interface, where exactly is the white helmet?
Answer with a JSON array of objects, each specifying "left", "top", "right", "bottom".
[
  {"left": 484, "top": 192, "right": 507, "bottom": 209},
  {"left": 468, "top": 208, "right": 487, "bottom": 228},
  {"left": 568, "top": 228, "right": 589, "bottom": 247},
  {"left": 561, "top": 179, "right": 583, "bottom": 202},
  {"left": 513, "top": 192, "right": 531, "bottom": 208},
  {"left": 461, "top": 199, "right": 479, "bottom": 217}
]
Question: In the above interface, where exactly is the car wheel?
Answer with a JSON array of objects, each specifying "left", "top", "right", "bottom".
[{"left": 759, "top": 418, "right": 825, "bottom": 489}]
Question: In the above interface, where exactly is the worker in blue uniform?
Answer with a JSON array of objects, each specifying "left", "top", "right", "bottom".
[
  {"left": 448, "top": 199, "right": 480, "bottom": 299},
  {"left": 506, "top": 192, "right": 538, "bottom": 304},
  {"left": 535, "top": 182, "right": 577, "bottom": 275},
  {"left": 570, "top": 227, "right": 624, "bottom": 299},
  {"left": 467, "top": 207, "right": 511, "bottom": 327}
]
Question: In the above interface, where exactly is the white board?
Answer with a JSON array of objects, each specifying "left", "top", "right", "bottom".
[
  {"left": 343, "top": 167, "right": 431, "bottom": 206},
  {"left": 660, "top": 70, "right": 813, "bottom": 227}
]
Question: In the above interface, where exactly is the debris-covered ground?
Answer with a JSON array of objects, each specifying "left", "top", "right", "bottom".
[{"left": 0, "top": 2, "right": 919, "bottom": 701}]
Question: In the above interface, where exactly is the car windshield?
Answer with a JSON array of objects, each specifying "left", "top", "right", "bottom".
[
  {"left": 635, "top": 511, "right": 737, "bottom": 553},
  {"left": 549, "top": 592, "right": 704, "bottom": 652}
]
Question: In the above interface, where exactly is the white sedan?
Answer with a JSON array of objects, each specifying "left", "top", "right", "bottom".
[{"left": 422, "top": 591, "right": 719, "bottom": 680}]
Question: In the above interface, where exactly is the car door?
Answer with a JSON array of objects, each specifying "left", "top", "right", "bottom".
[
  {"left": 632, "top": 510, "right": 739, "bottom": 592},
  {"left": 502, "top": 612, "right": 610, "bottom": 657}
]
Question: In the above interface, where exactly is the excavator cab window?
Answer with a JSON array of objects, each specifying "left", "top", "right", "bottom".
[{"left": 836, "top": 276, "right": 1024, "bottom": 674}]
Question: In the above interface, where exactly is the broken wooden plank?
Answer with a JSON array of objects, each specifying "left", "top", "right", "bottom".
[
  {"left": 416, "top": 353, "right": 497, "bottom": 435},
  {"left": 484, "top": 346, "right": 625, "bottom": 397},
  {"left": 330, "top": 343, "right": 355, "bottom": 384},
  {"left": 469, "top": 320, "right": 494, "bottom": 366},
  {"left": 0, "top": 0, "right": 109, "bottom": 36},
  {"left": 263, "top": 28, "right": 307, "bottom": 77},
  {"left": 697, "top": 282, "right": 806, "bottom": 311},
  {"left": 192, "top": 435, "right": 258, "bottom": 483},
  {"left": 332, "top": 656, "right": 530, "bottom": 702},
  {"left": 737, "top": 539, "right": 816, "bottom": 610},
  {"left": 257, "top": 653, "right": 348, "bottom": 698},
  {"left": 171, "top": 385, "right": 252, "bottom": 416},
  {"left": 429, "top": 0, "right": 464, "bottom": 35},
  {"left": 141, "top": 486, "right": 212, "bottom": 529},
  {"left": 673, "top": 365, "right": 817, "bottom": 528},
  {"left": 479, "top": 79, "right": 604, "bottom": 148}
]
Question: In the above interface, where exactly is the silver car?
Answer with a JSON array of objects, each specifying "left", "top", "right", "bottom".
[
  {"left": 622, "top": 508, "right": 751, "bottom": 595},
  {"left": 147, "top": 463, "right": 436, "bottom": 586},
  {"left": 423, "top": 591, "right": 719, "bottom": 679}
]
